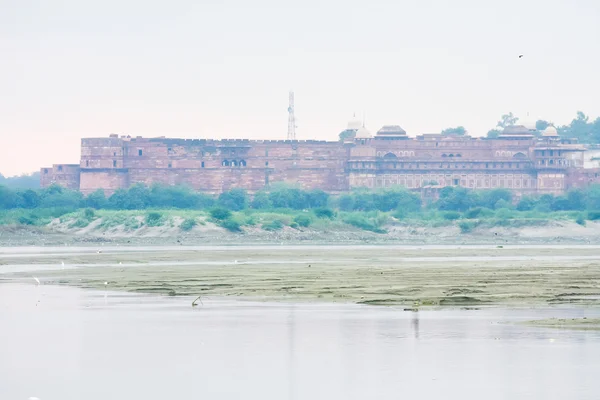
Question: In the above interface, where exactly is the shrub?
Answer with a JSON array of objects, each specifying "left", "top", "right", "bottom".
[
  {"left": 290, "top": 222, "right": 299, "bottom": 229},
  {"left": 262, "top": 220, "right": 284, "bottom": 231},
  {"left": 393, "top": 208, "right": 407, "bottom": 220},
  {"left": 293, "top": 214, "right": 311, "bottom": 227},
  {"left": 18, "top": 216, "right": 35, "bottom": 225},
  {"left": 464, "top": 207, "right": 482, "bottom": 219},
  {"left": 83, "top": 208, "right": 96, "bottom": 219},
  {"left": 313, "top": 207, "right": 334, "bottom": 219},
  {"left": 219, "top": 218, "right": 242, "bottom": 232},
  {"left": 442, "top": 211, "right": 461, "bottom": 220},
  {"left": 210, "top": 207, "right": 232, "bottom": 221},
  {"left": 145, "top": 212, "right": 164, "bottom": 227},
  {"left": 576, "top": 215, "right": 586, "bottom": 226},
  {"left": 342, "top": 213, "right": 386, "bottom": 234},
  {"left": 244, "top": 215, "right": 258, "bottom": 226},
  {"left": 458, "top": 220, "right": 478, "bottom": 234},
  {"left": 70, "top": 218, "right": 90, "bottom": 228},
  {"left": 587, "top": 211, "right": 600, "bottom": 221},
  {"left": 180, "top": 218, "right": 197, "bottom": 231},
  {"left": 495, "top": 208, "right": 514, "bottom": 220}
]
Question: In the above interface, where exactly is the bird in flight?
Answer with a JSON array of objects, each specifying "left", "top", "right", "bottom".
[{"left": 518, "top": 54, "right": 523, "bottom": 58}]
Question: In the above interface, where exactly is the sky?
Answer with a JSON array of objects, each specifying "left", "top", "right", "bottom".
[{"left": 1, "top": 0, "right": 600, "bottom": 176}]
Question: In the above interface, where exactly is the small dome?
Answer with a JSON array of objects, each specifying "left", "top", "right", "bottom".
[
  {"left": 542, "top": 126, "right": 559, "bottom": 137},
  {"left": 355, "top": 126, "right": 372, "bottom": 139},
  {"left": 376, "top": 125, "right": 407, "bottom": 136}
]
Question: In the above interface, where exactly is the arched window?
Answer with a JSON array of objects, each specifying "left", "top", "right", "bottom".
[
  {"left": 222, "top": 160, "right": 230, "bottom": 166},
  {"left": 240, "top": 160, "right": 247, "bottom": 167},
  {"left": 456, "top": 154, "right": 462, "bottom": 157},
  {"left": 449, "top": 154, "right": 454, "bottom": 158},
  {"left": 231, "top": 160, "right": 238, "bottom": 167},
  {"left": 383, "top": 152, "right": 397, "bottom": 159},
  {"left": 441, "top": 154, "right": 448, "bottom": 157}
]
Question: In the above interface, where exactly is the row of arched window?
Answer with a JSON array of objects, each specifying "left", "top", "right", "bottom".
[{"left": 221, "top": 159, "right": 247, "bottom": 167}]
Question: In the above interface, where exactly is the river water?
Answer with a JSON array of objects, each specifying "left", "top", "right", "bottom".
[{"left": 1, "top": 283, "right": 600, "bottom": 400}]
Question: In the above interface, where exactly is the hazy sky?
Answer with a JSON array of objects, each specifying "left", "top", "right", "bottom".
[{"left": 1, "top": 0, "right": 600, "bottom": 176}]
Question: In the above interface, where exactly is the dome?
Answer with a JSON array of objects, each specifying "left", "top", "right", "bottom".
[
  {"left": 501, "top": 125, "right": 531, "bottom": 135},
  {"left": 355, "top": 126, "right": 372, "bottom": 139},
  {"left": 376, "top": 125, "right": 407, "bottom": 136},
  {"left": 347, "top": 116, "right": 362, "bottom": 131},
  {"left": 542, "top": 126, "right": 559, "bottom": 137}
]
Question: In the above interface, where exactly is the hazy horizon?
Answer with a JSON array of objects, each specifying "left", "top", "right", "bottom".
[{"left": 2, "top": 0, "right": 600, "bottom": 176}]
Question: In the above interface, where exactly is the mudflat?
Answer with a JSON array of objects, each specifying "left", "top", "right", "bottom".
[{"left": 3, "top": 245, "right": 600, "bottom": 307}]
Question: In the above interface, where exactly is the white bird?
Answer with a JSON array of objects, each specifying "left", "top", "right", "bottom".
[
  {"left": 61, "top": 261, "right": 65, "bottom": 269},
  {"left": 234, "top": 260, "right": 238, "bottom": 264},
  {"left": 97, "top": 250, "right": 102, "bottom": 254},
  {"left": 33, "top": 277, "right": 40, "bottom": 285},
  {"left": 104, "top": 282, "right": 108, "bottom": 286}
]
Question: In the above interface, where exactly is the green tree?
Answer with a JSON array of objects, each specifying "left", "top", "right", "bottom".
[
  {"left": 517, "top": 196, "right": 536, "bottom": 211},
  {"left": 487, "top": 112, "right": 519, "bottom": 138},
  {"left": 338, "top": 129, "right": 356, "bottom": 141},
  {"left": 250, "top": 191, "right": 272, "bottom": 209},
  {"left": 479, "top": 189, "right": 512, "bottom": 209},
  {"left": 436, "top": 187, "right": 476, "bottom": 211},
  {"left": 557, "top": 111, "right": 600, "bottom": 144},
  {"left": 0, "top": 185, "right": 21, "bottom": 209},
  {"left": 441, "top": 126, "right": 466, "bottom": 136},
  {"left": 85, "top": 190, "right": 108, "bottom": 209},
  {"left": 535, "top": 120, "right": 551, "bottom": 131},
  {"left": 498, "top": 112, "right": 519, "bottom": 128},
  {"left": 19, "top": 189, "right": 40, "bottom": 209},
  {"left": 337, "top": 194, "right": 355, "bottom": 211},
  {"left": 218, "top": 188, "right": 248, "bottom": 211},
  {"left": 566, "top": 189, "right": 586, "bottom": 210},
  {"left": 306, "top": 189, "right": 329, "bottom": 208}
]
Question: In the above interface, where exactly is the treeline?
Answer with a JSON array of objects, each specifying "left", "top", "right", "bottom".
[
  {"left": 3, "top": 182, "right": 600, "bottom": 215},
  {"left": 0, "top": 183, "right": 330, "bottom": 212},
  {"left": 0, "top": 172, "right": 40, "bottom": 189}
]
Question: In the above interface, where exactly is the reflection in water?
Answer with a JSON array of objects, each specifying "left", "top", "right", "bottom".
[
  {"left": 287, "top": 305, "right": 295, "bottom": 400},
  {"left": 412, "top": 311, "right": 420, "bottom": 339},
  {"left": 1, "top": 284, "right": 600, "bottom": 400}
]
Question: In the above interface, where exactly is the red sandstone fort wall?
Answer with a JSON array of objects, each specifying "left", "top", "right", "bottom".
[
  {"left": 41, "top": 134, "right": 590, "bottom": 197},
  {"left": 40, "top": 164, "right": 80, "bottom": 190}
]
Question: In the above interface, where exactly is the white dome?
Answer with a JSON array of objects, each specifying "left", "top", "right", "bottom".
[
  {"left": 347, "top": 117, "right": 362, "bottom": 130},
  {"left": 355, "top": 126, "right": 372, "bottom": 139},
  {"left": 542, "top": 125, "right": 559, "bottom": 137}
]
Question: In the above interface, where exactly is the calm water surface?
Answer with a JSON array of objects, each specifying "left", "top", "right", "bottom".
[{"left": 1, "top": 283, "right": 600, "bottom": 400}]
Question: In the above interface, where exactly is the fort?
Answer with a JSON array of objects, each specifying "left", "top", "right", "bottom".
[{"left": 41, "top": 117, "right": 600, "bottom": 197}]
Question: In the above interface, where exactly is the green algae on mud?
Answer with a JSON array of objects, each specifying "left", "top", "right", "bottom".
[
  {"left": 5, "top": 246, "right": 600, "bottom": 308},
  {"left": 522, "top": 318, "right": 600, "bottom": 331}
]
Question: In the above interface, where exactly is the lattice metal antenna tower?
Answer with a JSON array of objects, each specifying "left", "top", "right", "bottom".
[{"left": 287, "top": 91, "right": 296, "bottom": 140}]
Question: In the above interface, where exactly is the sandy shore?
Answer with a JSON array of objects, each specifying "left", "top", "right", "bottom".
[{"left": 3, "top": 245, "right": 600, "bottom": 307}]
